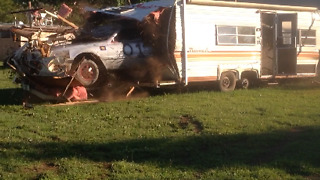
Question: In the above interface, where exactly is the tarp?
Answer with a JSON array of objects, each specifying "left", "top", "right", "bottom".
[{"left": 91, "top": 0, "right": 176, "bottom": 21}]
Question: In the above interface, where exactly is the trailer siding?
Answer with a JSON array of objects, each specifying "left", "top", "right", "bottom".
[{"left": 174, "top": 1, "right": 320, "bottom": 84}]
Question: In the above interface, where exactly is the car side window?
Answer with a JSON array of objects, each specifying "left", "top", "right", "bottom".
[{"left": 117, "top": 28, "right": 140, "bottom": 41}]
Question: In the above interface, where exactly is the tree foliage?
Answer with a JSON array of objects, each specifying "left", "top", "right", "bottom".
[
  {"left": 12, "top": 0, "right": 132, "bottom": 8},
  {"left": 0, "top": 0, "right": 19, "bottom": 23},
  {"left": 2, "top": 0, "right": 145, "bottom": 24}
]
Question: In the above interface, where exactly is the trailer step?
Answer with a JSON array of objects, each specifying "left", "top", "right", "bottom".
[{"left": 267, "top": 82, "right": 279, "bottom": 85}]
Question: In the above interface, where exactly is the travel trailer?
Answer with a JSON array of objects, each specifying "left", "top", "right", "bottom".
[
  {"left": 172, "top": 0, "right": 320, "bottom": 91},
  {"left": 8, "top": 0, "right": 320, "bottom": 102}
]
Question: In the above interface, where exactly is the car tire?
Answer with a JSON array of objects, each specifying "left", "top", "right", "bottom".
[
  {"left": 219, "top": 72, "right": 236, "bottom": 92},
  {"left": 74, "top": 56, "right": 106, "bottom": 88}
]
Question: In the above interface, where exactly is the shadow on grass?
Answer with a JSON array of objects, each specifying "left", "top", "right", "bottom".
[
  {"left": 267, "top": 78, "right": 320, "bottom": 90},
  {"left": 0, "top": 88, "right": 23, "bottom": 105},
  {"left": 1, "top": 126, "right": 320, "bottom": 176}
]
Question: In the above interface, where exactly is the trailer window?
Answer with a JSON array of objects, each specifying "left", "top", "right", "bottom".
[
  {"left": 281, "top": 21, "right": 292, "bottom": 45},
  {"left": 297, "top": 29, "right": 316, "bottom": 46},
  {"left": 216, "top": 26, "right": 256, "bottom": 45}
]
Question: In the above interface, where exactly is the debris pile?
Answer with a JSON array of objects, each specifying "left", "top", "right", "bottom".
[
  {"left": 7, "top": 0, "right": 178, "bottom": 104},
  {"left": 7, "top": 8, "right": 83, "bottom": 104}
]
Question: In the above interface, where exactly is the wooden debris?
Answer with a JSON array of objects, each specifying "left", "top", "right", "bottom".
[{"left": 45, "top": 99, "right": 100, "bottom": 107}]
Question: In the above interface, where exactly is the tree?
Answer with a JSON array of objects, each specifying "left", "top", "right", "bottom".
[
  {"left": 0, "top": 0, "right": 18, "bottom": 23},
  {"left": 2, "top": 0, "right": 146, "bottom": 25}
]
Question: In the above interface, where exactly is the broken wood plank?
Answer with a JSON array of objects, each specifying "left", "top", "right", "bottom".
[{"left": 45, "top": 99, "right": 100, "bottom": 107}]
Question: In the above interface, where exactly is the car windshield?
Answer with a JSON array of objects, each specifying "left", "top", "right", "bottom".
[{"left": 74, "top": 12, "right": 140, "bottom": 42}]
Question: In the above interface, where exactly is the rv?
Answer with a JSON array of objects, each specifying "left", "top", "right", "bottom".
[{"left": 172, "top": 0, "right": 320, "bottom": 91}]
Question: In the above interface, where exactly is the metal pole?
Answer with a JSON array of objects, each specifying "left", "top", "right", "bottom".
[
  {"left": 182, "top": 0, "right": 188, "bottom": 85},
  {"left": 28, "top": 1, "right": 32, "bottom": 27}
]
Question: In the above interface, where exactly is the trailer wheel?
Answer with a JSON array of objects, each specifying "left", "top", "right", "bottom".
[
  {"left": 219, "top": 72, "right": 236, "bottom": 92},
  {"left": 237, "top": 77, "right": 250, "bottom": 89},
  {"left": 74, "top": 56, "right": 106, "bottom": 88}
]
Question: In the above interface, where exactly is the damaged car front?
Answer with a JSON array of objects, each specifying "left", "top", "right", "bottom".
[{"left": 8, "top": 35, "right": 88, "bottom": 102}]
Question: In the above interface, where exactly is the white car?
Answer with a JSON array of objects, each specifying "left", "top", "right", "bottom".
[{"left": 50, "top": 23, "right": 152, "bottom": 87}]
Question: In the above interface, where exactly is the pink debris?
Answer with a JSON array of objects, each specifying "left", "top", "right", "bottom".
[
  {"left": 150, "top": 8, "right": 165, "bottom": 23},
  {"left": 65, "top": 86, "right": 88, "bottom": 101},
  {"left": 58, "top": 3, "right": 73, "bottom": 18}
]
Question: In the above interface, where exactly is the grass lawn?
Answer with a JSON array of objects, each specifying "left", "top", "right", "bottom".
[{"left": 1, "top": 61, "right": 320, "bottom": 179}]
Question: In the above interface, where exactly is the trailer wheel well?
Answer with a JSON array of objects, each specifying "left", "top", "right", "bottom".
[
  {"left": 220, "top": 70, "right": 238, "bottom": 79},
  {"left": 237, "top": 71, "right": 259, "bottom": 89},
  {"left": 241, "top": 71, "right": 258, "bottom": 80}
]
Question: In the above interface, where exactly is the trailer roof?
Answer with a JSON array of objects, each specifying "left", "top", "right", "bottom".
[
  {"left": 238, "top": 0, "right": 320, "bottom": 8},
  {"left": 189, "top": 0, "right": 318, "bottom": 12}
]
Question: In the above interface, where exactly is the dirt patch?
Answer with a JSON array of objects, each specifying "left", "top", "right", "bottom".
[
  {"left": 34, "top": 162, "right": 58, "bottom": 172},
  {"left": 48, "top": 135, "right": 62, "bottom": 141},
  {"left": 306, "top": 175, "right": 320, "bottom": 180},
  {"left": 179, "top": 115, "right": 204, "bottom": 133},
  {"left": 102, "top": 162, "right": 113, "bottom": 170},
  {"left": 22, "top": 162, "right": 58, "bottom": 179},
  {"left": 95, "top": 81, "right": 150, "bottom": 102},
  {"left": 289, "top": 127, "right": 305, "bottom": 133}
]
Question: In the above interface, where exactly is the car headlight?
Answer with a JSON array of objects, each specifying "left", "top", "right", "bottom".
[{"left": 48, "top": 59, "right": 62, "bottom": 73}]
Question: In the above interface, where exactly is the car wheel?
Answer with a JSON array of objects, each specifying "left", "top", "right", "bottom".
[
  {"left": 74, "top": 56, "right": 106, "bottom": 87},
  {"left": 219, "top": 72, "right": 236, "bottom": 92}
]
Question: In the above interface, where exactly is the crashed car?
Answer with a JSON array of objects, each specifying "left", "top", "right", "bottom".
[{"left": 49, "top": 15, "right": 152, "bottom": 88}]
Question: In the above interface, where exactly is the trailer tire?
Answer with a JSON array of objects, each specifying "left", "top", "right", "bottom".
[
  {"left": 73, "top": 55, "right": 106, "bottom": 88},
  {"left": 219, "top": 72, "right": 236, "bottom": 92},
  {"left": 237, "top": 77, "right": 250, "bottom": 89}
]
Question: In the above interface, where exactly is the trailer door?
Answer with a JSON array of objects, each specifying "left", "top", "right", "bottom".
[
  {"left": 276, "top": 13, "right": 297, "bottom": 75},
  {"left": 261, "top": 12, "right": 276, "bottom": 76},
  {"left": 261, "top": 13, "right": 297, "bottom": 76}
]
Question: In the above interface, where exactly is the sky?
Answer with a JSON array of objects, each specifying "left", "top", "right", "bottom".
[{"left": 237, "top": 0, "right": 320, "bottom": 8}]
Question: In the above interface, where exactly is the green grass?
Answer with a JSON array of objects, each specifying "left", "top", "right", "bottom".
[{"left": 1, "top": 62, "right": 320, "bottom": 179}]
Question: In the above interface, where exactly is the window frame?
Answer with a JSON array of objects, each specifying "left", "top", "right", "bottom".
[
  {"left": 297, "top": 29, "right": 316, "bottom": 47},
  {"left": 216, "top": 25, "right": 256, "bottom": 46}
]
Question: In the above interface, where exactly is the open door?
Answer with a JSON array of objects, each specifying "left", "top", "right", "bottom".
[
  {"left": 261, "top": 12, "right": 297, "bottom": 76},
  {"left": 277, "top": 14, "right": 297, "bottom": 75}
]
